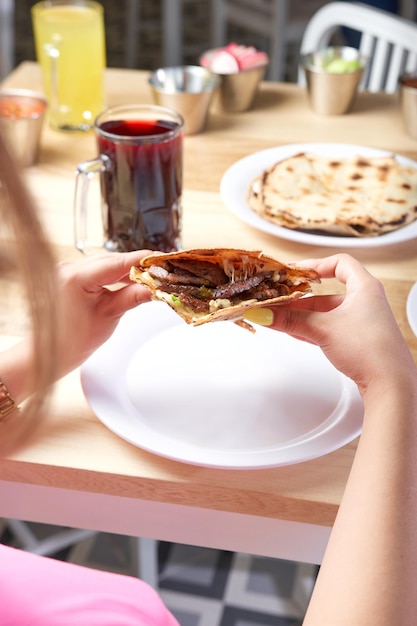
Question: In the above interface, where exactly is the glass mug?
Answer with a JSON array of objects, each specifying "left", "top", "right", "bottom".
[
  {"left": 31, "top": 0, "right": 106, "bottom": 132},
  {"left": 74, "top": 104, "right": 184, "bottom": 254}
]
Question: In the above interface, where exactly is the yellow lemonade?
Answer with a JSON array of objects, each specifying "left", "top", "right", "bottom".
[{"left": 32, "top": 2, "right": 106, "bottom": 131}]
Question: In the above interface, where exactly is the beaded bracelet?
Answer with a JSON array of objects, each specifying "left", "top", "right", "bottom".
[{"left": 0, "top": 378, "right": 18, "bottom": 422}]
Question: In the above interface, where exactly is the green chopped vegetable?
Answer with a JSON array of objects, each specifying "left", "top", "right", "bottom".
[
  {"left": 199, "top": 285, "right": 213, "bottom": 300},
  {"left": 324, "top": 58, "right": 362, "bottom": 73}
]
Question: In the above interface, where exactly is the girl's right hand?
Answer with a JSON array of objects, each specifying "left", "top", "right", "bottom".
[{"left": 261, "top": 254, "right": 415, "bottom": 397}]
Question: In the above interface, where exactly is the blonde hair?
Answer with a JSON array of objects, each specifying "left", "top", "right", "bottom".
[{"left": 0, "top": 127, "right": 58, "bottom": 453}]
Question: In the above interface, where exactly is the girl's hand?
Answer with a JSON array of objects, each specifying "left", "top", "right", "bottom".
[
  {"left": 55, "top": 251, "right": 152, "bottom": 378},
  {"left": 251, "top": 254, "right": 414, "bottom": 396}
]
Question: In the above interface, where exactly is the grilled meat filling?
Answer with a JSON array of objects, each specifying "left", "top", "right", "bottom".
[
  {"left": 212, "top": 274, "right": 265, "bottom": 298},
  {"left": 167, "top": 259, "right": 228, "bottom": 285},
  {"left": 147, "top": 261, "right": 293, "bottom": 311},
  {"left": 130, "top": 248, "right": 321, "bottom": 332}
]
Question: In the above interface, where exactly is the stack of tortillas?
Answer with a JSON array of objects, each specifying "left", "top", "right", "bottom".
[{"left": 247, "top": 152, "right": 417, "bottom": 237}]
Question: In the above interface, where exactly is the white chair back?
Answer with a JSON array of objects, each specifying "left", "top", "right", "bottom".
[{"left": 299, "top": 1, "right": 417, "bottom": 93}]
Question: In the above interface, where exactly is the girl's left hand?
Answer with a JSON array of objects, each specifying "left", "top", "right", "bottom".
[{"left": 55, "top": 251, "right": 152, "bottom": 378}]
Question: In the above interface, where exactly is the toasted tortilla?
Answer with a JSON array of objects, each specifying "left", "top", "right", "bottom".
[
  {"left": 247, "top": 152, "right": 417, "bottom": 237},
  {"left": 130, "top": 248, "right": 320, "bottom": 331}
]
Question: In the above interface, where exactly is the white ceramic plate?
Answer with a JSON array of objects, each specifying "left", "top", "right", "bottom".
[
  {"left": 406, "top": 281, "right": 417, "bottom": 337},
  {"left": 221, "top": 142, "right": 417, "bottom": 248},
  {"left": 80, "top": 301, "right": 363, "bottom": 469}
]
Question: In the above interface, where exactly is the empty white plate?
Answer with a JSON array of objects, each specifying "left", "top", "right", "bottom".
[
  {"left": 407, "top": 281, "right": 417, "bottom": 337},
  {"left": 81, "top": 301, "right": 363, "bottom": 468}
]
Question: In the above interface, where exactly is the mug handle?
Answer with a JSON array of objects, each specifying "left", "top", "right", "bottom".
[{"left": 74, "top": 155, "right": 110, "bottom": 253}]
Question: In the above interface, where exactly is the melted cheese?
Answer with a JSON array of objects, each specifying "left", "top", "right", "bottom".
[{"left": 209, "top": 298, "right": 231, "bottom": 312}]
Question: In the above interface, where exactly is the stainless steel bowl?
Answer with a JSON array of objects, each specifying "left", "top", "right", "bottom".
[
  {"left": 200, "top": 48, "right": 268, "bottom": 113},
  {"left": 399, "top": 73, "right": 417, "bottom": 140},
  {"left": 300, "top": 47, "right": 366, "bottom": 115},
  {"left": 149, "top": 65, "right": 220, "bottom": 135},
  {"left": 0, "top": 88, "right": 47, "bottom": 166}
]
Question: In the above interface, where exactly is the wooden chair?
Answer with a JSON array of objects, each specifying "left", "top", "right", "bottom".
[{"left": 299, "top": 1, "right": 417, "bottom": 93}]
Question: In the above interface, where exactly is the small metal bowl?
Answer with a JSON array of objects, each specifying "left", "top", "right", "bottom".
[
  {"left": 149, "top": 65, "right": 220, "bottom": 135},
  {"left": 399, "top": 73, "right": 417, "bottom": 140},
  {"left": 200, "top": 48, "right": 269, "bottom": 113},
  {"left": 0, "top": 89, "right": 47, "bottom": 166},
  {"left": 301, "top": 46, "right": 366, "bottom": 73},
  {"left": 300, "top": 47, "right": 366, "bottom": 115}
]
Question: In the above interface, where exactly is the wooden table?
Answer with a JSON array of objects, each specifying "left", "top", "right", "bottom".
[{"left": 1, "top": 62, "right": 417, "bottom": 565}]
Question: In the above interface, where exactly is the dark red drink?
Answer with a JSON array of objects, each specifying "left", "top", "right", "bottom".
[{"left": 97, "top": 116, "right": 183, "bottom": 252}]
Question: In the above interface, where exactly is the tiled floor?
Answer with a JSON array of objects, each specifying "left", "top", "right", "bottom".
[{"left": 1, "top": 521, "right": 318, "bottom": 625}]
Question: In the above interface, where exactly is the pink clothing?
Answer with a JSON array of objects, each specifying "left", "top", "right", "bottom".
[{"left": 0, "top": 544, "right": 179, "bottom": 626}]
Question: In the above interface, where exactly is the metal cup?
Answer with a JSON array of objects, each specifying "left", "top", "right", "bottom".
[
  {"left": 300, "top": 47, "right": 366, "bottom": 116},
  {"left": 399, "top": 74, "right": 417, "bottom": 140},
  {"left": 0, "top": 89, "right": 47, "bottom": 166},
  {"left": 200, "top": 49, "right": 268, "bottom": 113},
  {"left": 214, "top": 65, "right": 266, "bottom": 113},
  {"left": 149, "top": 65, "right": 220, "bottom": 135}
]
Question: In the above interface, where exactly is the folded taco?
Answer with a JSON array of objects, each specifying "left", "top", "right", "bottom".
[{"left": 130, "top": 248, "right": 320, "bottom": 330}]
